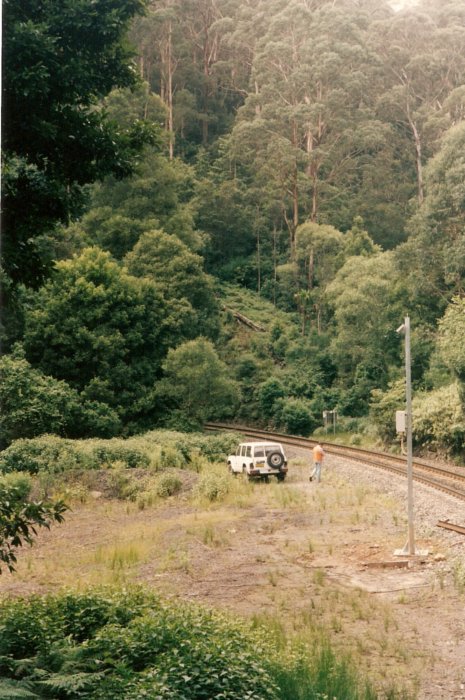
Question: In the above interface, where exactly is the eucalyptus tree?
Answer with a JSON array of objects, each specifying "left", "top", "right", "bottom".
[
  {"left": 131, "top": 1, "right": 185, "bottom": 158},
  {"left": 326, "top": 251, "right": 404, "bottom": 410},
  {"left": 131, "top": 0, "right": 247, "bottom": 155},
  {"left": 227, "top": 0, "right": 390, "bottom": 258},
  {"left": 294, "top": 222, "right": 345, "bottom": 332},
  {"left": 371, "top": 0, "right": 465, "bottom": 206},
  {"left": 396, "top": 120, "right": 465, "bottom": 324}
]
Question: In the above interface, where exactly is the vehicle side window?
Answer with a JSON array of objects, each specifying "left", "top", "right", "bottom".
[
  {"left": 241, "top": 446, "right": 247, "bottom": 457},
  {"left": 236, "top": 446, "right": 242, "bottom": 456},
  {"left": 254, "top": 447, "right": 264, "bottom": 457},
  {"left": 246, "top": 446, "right": 252, "bottom": 457}
]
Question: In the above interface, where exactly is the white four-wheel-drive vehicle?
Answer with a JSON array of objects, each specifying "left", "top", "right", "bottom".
[{"left": 227, "top": 442, "right": 288, "bottom": 481}]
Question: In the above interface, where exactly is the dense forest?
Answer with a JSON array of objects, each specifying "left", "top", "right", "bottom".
[{"left": 2, "top": 0, "right": 465, "bottom": 456}]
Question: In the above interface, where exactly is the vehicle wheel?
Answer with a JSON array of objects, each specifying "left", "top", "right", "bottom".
[
  {"left": 267, "top": 451, "right": 285, "bottom": 469},
  {"left": 277, "top": 474, "right": 286, "bottom": 482}
]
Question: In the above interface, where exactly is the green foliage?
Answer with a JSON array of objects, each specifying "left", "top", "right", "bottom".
[
  {"left": 437, "top": 296, "right": 465, "bottom": 383},
  {"left": 104, "top": 467, "right": 142, "bottom": 500},
  {"left": 194, "top": 471, "right": 231, "bottom": 502},
  {"left": 0, "top": 431, "right": 242, "bottom": 483},
  {"left": 370, "top": 380, "right": 406, "bottom": 443},
  {"left": 0, "top": 436, "right": 148, "bottom": 476},
  {"left": 125, "top": 229, "right": 220, "bottom": 340},
  {"left": 157, "top": 338, "right": 240, "bottom": 426},
  {"left": 259, "top": 378, "right": 286, "bottom": 419},
  {"left": 0, "top": 474, "right": 68, "bottom": 572},
  {"left": 86, "top": 152, "right": 203, "bottom": 256},
  {"left": 327, "top": 252, "right": 403, "bottom": 391},
  {"left": 23, "top": 247, "right": 190, "bottom": 431},
  {"left": 412, "top": 384, "right": 465, "bottom": 455},
  {"left": 155, "top": 473, "right": 183, "bottom": 498},
  {"left": 0, "top": 587, "right": 408, "bottom": 699},
  {"left": 0, "top": 347, "right": 122, "bottom": 448},
  {"left": 91, "top": 445, "right": 150, "bottom": 470},
  {"left": 0, "top": 589, "right": 278, "bottom": 699},
  {"left": 0, "top": 350, "right": 79, "bottom": 449},
  {"left": 295, "top": 222, "right": 345, "bottom": 291},
  {"left": 270, "top": 641, "right": 379, "bottom": 700},
  {"left": 191, "top": 432, "right": 242, "bottom": 463},
  {"left": 0, "top": 436, "right": 97, "bottom": 475},
  {"left": 0, "top": 472, "right": 33, "bottom": 502},
  {"left": 275, "top": 398, "right": 317, "bottom": 437},
  {"left": 2, "top": 0, "right": 152, "bottom": 291}
]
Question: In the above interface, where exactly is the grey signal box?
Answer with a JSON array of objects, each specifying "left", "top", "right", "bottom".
[{"left": 395, "top": 410, "right": 406, "bottom": 433}]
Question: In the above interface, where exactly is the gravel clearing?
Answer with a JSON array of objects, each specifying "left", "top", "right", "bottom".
[
  {"left": 332, "top": 453, "right": 465, "bottom": 553},
  {"left": 1, "top": 445, "right": 464, "bottom": 699}
]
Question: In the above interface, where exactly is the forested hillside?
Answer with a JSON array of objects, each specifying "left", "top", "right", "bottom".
[{"left": 2, "top": 0, "right": 465, "bottom": 456}]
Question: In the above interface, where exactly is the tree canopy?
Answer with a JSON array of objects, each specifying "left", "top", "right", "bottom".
[
  {"left": 1, "top": 0, "right": 152, "bottom": 290},
  {"left": 2, "top": 0, "right": 465, "bottom": 454}
]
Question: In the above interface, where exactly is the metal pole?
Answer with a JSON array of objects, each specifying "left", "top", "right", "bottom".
[{"left": 404, "top": 316, "right": 415, "bottom": 555}]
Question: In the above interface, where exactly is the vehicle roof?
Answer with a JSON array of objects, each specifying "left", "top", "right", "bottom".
[{"left": 238, "top": 442, "right": 283, "bottom": 446}]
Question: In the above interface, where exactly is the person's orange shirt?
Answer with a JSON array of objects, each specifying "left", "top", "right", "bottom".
[{"left": 313, "top": 445, "right": 324, "bottom": 462}]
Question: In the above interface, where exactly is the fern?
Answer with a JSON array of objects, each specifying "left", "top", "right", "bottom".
[
  {"left": 0, "top": 678, "right": 41, "bottom": 699},
  {"left": 37, "top": 671, "right": 105, "bottom": 694}
]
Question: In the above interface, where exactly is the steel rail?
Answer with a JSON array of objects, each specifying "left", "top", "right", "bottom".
[
  {"left": 437, "top": 520, "right": 465, "bottom": 536},
  {"left": 205, "top": 422, "right": 465, "bottom": 502}
]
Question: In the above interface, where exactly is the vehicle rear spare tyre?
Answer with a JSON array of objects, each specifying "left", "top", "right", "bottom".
[{"left": 267, "top": 451, "right": 285, "bottom": 468}]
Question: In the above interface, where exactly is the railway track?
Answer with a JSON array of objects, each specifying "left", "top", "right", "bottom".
[{"left": 205, "top": 422, "right": 465, "bottom": 503}]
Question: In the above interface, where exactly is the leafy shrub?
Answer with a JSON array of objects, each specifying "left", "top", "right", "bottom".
[
  {"left": 0, "top": 471, "right": 33, "bottom": 501},
  {"left": 171, "top": 432, "right": 242, "bottom": 465},
  {"left": 155, "top": 473, "right": 182, "bottom": 498},
  {"left": 0, "top": 589, "right": 277, "bottom": 699},
  {"left": 259, "top": 378, "right": 286, "bottom": 419},
  {"left": 276, "top": 398, "right": 317, "bottom": 436},
  {"left": 160, "top": 445, "right": 188, "bottom": 469},
  {"left": 0, "top": 351, "right": 80, "bottom": 449},
  {"left": 369, "top": 379, "right": 405, "bottom": 443},
  {"left": 0, "top": 589, "right": 152, "bottom": 661},
  {"left": 92, "top": 444, "right": 150, "bottom": 469},
  {"left": 194, "top": 471, "right": 231, "bottom": 502},
  {"left": 105, "top": 466, "right": 142, "bottom": 500},
  {"left": 0, "top": 588, "right": 409, "bottom": 699},
  {"left": 412, "top": 383, "right": 465, "bottom": 454},
  {"left": 0, "top": 350, "right": 122, "bottom": 449},
  {"left": 0, "top": 436, "right": 97, "bottom": 475},
  {"left": 198, "top": 432, "right": 243, "bottom": 461}
]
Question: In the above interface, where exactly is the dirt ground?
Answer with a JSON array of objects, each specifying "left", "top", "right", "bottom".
[{"left": 1, "top": 448, "right": 464, "bottom": 699}]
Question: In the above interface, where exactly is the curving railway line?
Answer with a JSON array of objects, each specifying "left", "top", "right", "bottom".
[{"left": 205, "top": 422, "right": 465, "bottom": 505}]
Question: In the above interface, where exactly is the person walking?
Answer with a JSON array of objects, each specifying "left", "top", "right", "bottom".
[{"left": 310, "top": 443, "right": 325, "bottom": 483}]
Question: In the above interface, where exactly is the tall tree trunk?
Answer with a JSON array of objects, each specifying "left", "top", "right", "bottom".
[
  {"left": 256, "top": 224, "right": 261, "bottom": 294},
  {"left": 167, "top": 20, "right": 174, "bottom": 160},
  {"left": 255, "top": 81, "right": 261, "bottom": 116},
  {"left": 308, "top": 247, "right": 314, "bottom": 290},
  {"left": 407, "top": 112, "right": 424, "bottom": 204},
  {"left": 272, "top": 225, "right": 277, "bottom": 307},
  {"left": 311, "top": 169, "right": 318, "bottom": 222}
]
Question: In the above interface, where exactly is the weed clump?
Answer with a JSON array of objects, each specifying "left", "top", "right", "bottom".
[{"left": 194, "top": 471, "right": 231, "bottom": 502}]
